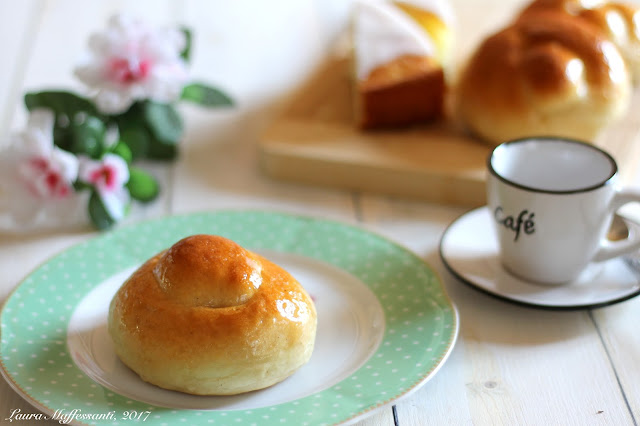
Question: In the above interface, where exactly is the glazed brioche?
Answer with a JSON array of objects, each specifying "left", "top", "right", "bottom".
[
  {"left": 521, "top": 0, "right": 640, "bottom": 82},
  {"left": 456, "top": 3, "right": 631, "bottom": 145},
  {"left": 108, "top": 234, "right": 317, "bottom": 395}
]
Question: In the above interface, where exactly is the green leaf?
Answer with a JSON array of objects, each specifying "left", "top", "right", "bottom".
[
  {"left": 181, "top": 83, "right": 233, "bottom": 107},
  {"left": 180, "top": 27, "right": 192, "bottom": 62},
  {"left": 26, "top": 91, "right": 109, "bottom": 158},
  {"left": 115, "top": 101, "right": 179, "bottom": 160},
  {"left": 143, "top": 101, "right": 183, "bottom": 144},
  {"left": 119, "top": 127, "right": 150, "bottom": 161},
  {"left": 25, "top": 91, "right": 101, "bottom": 118},
  {"left": 113, "top": 102, "right": 149, "bottom": 160},
  {"left": 73, "top": 181, "right": 92, "bottom": 192},
  {"left": 88, "top": 191, "right": 116, "bottom": 230},
  {"left": 110, "top": 141, "right": 133, "bottom": 164},
  {"left": 147, "top": 142, "right": 178, "bottom": 160},
  {"left": 127, "top": 167, "right": 160, "bottom": 202},
  {"left": 55, "top": 115, "right": 106, "bottom": 158}
]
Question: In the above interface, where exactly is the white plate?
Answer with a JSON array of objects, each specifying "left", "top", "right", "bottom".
[
  {"left": 439, "top": 207, "right": 640, "bottom": 309},
  {"left": 67, "top": 251, "right": 386, "bottom": 411}
]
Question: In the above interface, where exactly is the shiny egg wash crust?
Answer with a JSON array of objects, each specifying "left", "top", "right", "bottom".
[{"left": 108, "top": 235, "right": 317, "bottom": 395}]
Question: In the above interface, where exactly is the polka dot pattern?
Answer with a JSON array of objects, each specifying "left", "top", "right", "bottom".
[{"left": 0, "top": 211, "right": 458, "bottom": 425}]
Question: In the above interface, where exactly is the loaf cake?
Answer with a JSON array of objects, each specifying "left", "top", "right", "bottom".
[{"left": 351, "top": 0, "right": 454, "bottom": 129}]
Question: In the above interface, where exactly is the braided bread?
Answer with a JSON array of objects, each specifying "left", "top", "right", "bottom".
[
  {"left": 521, "top": 0, "right": 640, "bottom": 81},
  {"left": 108, "top": 234, "right": 317, "bottom": 395},
  {"left": 456, "top": 0, "right": 634, "bottom": 145}
]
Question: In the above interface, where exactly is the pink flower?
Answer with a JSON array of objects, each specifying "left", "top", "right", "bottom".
[
  {"left": 20, "top": 155, "right": 77, "bottom": 198},
  {"left": 16, "top": 110, "right": 79, "bottom": 199},
  {"left": 74, "top": 14, "right": 189, "bottom": 114},
  {"left": 80, "top": 153, "right": 128, "bottom": 193},
  {"left": 79, "top": 154, "right": 130, "bottom": 220}
]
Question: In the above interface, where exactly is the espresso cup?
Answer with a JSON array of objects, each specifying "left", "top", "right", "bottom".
[{"left": 486, "top": 137, "right": 640, "bottom": 284}]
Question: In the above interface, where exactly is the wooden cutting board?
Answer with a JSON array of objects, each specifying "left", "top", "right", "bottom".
[{"left": 259, "top": 47, "right": 640, "bottom": 208}]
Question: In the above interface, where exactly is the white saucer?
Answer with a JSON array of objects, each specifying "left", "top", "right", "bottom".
[{"left": 439, "top": 207, "right": 640, "bottom": 310}]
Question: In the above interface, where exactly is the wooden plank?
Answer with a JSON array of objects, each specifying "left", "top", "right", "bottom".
[
  {"left": 260, "top": 55, "right": 490, "bottom": 207},
  {"left": 0, "top": 0, "right": 40, "bottom": 140},
  {"left": 592, "top": 289, "right": 640, "bottom": 422}
]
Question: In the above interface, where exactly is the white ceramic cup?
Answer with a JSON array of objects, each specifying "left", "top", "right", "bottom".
[{"left": 486, "top": 137, "right": 640, "bottom": 284}]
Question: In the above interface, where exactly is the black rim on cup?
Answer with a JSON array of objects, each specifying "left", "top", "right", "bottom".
[{"left": 487, "top": 136, "right": 618, "bottom": 195}]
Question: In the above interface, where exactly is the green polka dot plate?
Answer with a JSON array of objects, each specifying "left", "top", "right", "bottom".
[{"left": 0, "top": 211, "right": 459, "bottom": 425}]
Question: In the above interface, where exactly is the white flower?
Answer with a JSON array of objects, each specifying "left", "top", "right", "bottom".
[
  {"left": 74, "top": 14, "right": 189, "bottom": 114},
  {"left": 16, "top": 109, "right": 79, "bottom": 199},
  {"left": 79, "top": 153, "right": 130, "bottom": 220}
]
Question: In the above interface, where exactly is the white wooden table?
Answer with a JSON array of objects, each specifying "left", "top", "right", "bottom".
[{"left": 1, "top": 1, "right": 640, "bottom": 425}]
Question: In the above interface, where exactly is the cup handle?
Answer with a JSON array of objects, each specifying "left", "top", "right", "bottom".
[{"left": 593, "top": 188, "right": 640, "bottom": 262}]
